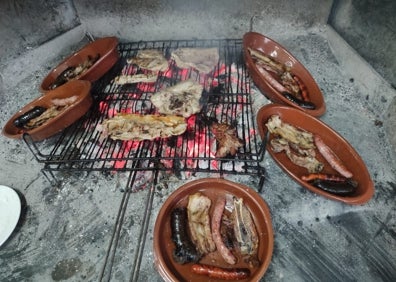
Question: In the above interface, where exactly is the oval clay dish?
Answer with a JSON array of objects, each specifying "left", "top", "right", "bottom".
[
  {"left": 243, "top": 32, "right": 326, "bottom": 117},
  {"left": 40, "top": 37, "right": 119, "bottom": 92},
  {"left": 153, "top": 178, "right": 274, "bottom": 282},
  {"left": 2, "top": 80, "right": 92, "bottom": 141},
  {"left": 257, "top": 104, "right": 374, "bottom": 205}
]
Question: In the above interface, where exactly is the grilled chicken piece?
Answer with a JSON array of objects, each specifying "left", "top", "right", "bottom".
[
  {"left": 232, "top": 198, "right": 259, "bottom": 267},
  {"left": 187, "top": 193, "right": 216, "bottom": 255},
  {"left": 127, "top": 49, "right": 168, "bottom": 72},
  {"left": 265, "top": 115, "right": 314, "bottom": 149},
  {"left": 210, "top": 123, "right": 244, "bottom": 157},
  {"left": 171, "top": 48, "right": 219, "bottom": 73},
  {"left": 150, "top": 79, "right": 203, "bottom": 118}
]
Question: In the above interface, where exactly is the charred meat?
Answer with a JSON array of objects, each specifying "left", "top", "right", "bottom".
[{"left": 210, "top": 122, "right": 244, "bottom": 157}]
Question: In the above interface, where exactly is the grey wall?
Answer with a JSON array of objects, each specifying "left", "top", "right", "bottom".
[
  {"left": 0, "top": 0, "right": 395, "bottom": 88},
  {"left": 328, "top": 0, "right": 396, "bottom": 88},
  {"left": 0, "top": 0, "right": 80, "bottom": 63}
]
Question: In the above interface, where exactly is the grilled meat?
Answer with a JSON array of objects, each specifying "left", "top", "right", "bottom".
[
  {"left": 187, "top": 192, "right": 216, "bottom": 255},
  {"left": 232, "top": 197, "right": 259, "bottom": 267},
  {"left": 210, "top": 122, "right": 244, "bottom": 157},
  {"left": 150, "top": 79, "right": 203, "bottom": 118},
  {"left": 113, "top": 73, "right": 158, "bottom": 85},
  {"left": 171, "top": 48, "right": 219, "bottom": 73},
  {"left": 99, "top": 113, "right": 187, "bottom": 141},
  {"left": 127, "top": 49, "right": 168, "bottom": 72},
  {"left": 265, "top": 115, "right": 314, "bottom": 149},
  {"left": 270, "top": 137, "right": 324, "bottom": 173}
]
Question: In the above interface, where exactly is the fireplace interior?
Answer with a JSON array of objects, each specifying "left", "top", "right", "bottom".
[{"left": 0, "top": 0, "right": 395, "bottom": 281}]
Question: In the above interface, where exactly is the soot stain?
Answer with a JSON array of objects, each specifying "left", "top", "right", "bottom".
[{"left": 51, "top": 258, "right": 83, "bottom": 281}]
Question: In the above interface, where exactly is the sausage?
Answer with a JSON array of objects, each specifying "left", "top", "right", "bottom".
[
  {"left": 310, "top": 179, "right": 357, "bottom": 195},
  {"left": 282, "top": 92, "right": 316, "bottom": 110},
  {"left": 256, "top": 65, "right": 290, "bottom": 94},
  {"left": 314, "top": 135, "right": 353, "bottom": 178},
  {"left": 191, "top": 264, "right": 250, "bottom": 280},
  {"left": 170, "top": 207, "right": 201, "bottom": 264},
  {"left": 211, "top": 198, "right": 237, "bottom": 265},
  {"left": 301, "top": 173, "right": 349, "bottom": 183},
  {"left": 13, "top": 106, "right": 47, "bottom": 128},
  {"left": 292, "top": 74, "right": 310, "bottom": 102}
]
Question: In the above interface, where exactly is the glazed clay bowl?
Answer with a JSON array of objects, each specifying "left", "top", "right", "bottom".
[
  {"left": 40, "top": 37, "right": 119, "bottom": 92},
  {"left": 3, "top": 80, "right": 92, "bottom": 141},
  {"left": 153, "top": 178, "right": 274, "bottom": 282},
  {"left": 257, "top": 104, "right": 374, "bottom": 205},
  {"left": 243, "top": 32, "right": 326, "bottom": 117}
]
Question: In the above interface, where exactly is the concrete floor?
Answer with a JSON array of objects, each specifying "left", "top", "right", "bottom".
[{"left": 0, "top": 23, "right": 395, "bottom": 282}]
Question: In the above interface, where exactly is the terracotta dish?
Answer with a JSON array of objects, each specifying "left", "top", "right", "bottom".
[
  {"left": 3, "top": 80, "right": 92, "bottom": 141},
  {"left": 243, "top": 32, "right": 326, "bottom": 117},
  {"left": 257, "top": 104, "right": 374, "bottom": 205},
  {"left": 40, "top": 37, "right": 119, "bottom": 92},
  {"left": 153, "top": 178, "right": 274, "bottom": 282}
]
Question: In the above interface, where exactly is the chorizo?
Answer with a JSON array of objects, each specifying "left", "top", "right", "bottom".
[
  {"left": 292, "top": 74, "right": 310, "bottom": 102},
  {"left": 191, "top": 264, "right": 250, "bottom": 280}
]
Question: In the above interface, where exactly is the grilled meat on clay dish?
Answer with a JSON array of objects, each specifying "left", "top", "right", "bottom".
[{"left": 187, "top": 192, "right": 216, "bottom": 255}]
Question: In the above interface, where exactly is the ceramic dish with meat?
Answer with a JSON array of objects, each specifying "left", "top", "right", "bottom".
[
  {"left": 256, "top": 104, "right": 374, "bottom": 205},
  {"left": 243, "top": 32, "right": 326, "bottom": 117},
  {"left": 40, "top": 37, "right": 119, "bottom": 92},
  {"left": 3, "top": 80, "right": 92, "bottom": 141},
  {"left": 153, "top": 178, "right": 274, "bottom": 282}
]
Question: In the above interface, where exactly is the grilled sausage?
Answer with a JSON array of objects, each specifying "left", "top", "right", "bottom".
[
  {"left": 211, "top": 198, "right": 237, "bottom": 265},
  {"left": 301, "top": 173, "right": 349, "bottom": 183},
  {"left": 191, "top": 264, "right": 250, "bottom": 280},
  {"left": 256, "top": 65, "right": 290, "bottom": 94},
  {"left": 170, "top": 207, "right": 201, "bottom": 264},
  {"left": 13, "top": 106, "right": 47, "bottom": 128},
  {"left": 314, "top": 135, "right": 353, "bottom": 178}
]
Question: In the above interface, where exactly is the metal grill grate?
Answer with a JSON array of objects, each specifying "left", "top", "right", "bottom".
[{"left": 24, "top": 39, "right": 266, "bottom": 184}]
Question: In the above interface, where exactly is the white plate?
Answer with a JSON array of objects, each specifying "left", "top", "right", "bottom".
[{"left": 0, "top": 185, "right": 21, "bottom": 247}]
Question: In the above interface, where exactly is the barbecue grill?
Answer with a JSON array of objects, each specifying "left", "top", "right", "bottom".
[{"left": 23, "top": 39, "right": 266, "bottom": 188}]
